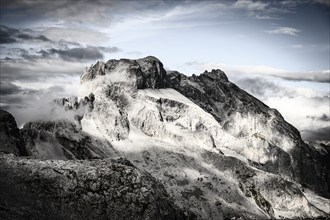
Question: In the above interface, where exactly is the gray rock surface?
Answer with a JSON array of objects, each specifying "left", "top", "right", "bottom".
[
  {"left": 166, "top": 69, "right": 330, "bottom": 198},
  {"left": 0, "top": 154, "right": 195, "bottom": 220},
  {"left": 80, "top": 56, "right": 167, "bottom": 89},
  {"left": 21, "top": 120, "right": 115, "bottom": 160}
]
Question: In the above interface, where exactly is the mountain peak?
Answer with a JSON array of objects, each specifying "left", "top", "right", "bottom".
[
  {"left": 202, "top": 69, "right": 228, "bottom": 82},
  {"left": 137, "top": 55, "right": 161, "bottom": 63},
  {"left": 80, "top": 56, "right": 167, "bottom": 90}
]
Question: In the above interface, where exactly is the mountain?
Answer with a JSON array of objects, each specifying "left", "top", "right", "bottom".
[{"left": 0, "top": 56, "right": 329, "bottom": 219}]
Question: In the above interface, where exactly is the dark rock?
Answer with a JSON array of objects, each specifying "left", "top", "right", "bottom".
[
  {"left": 0, "top": 109, "right": 27, "bottom": 156},
  {"left": 21, "top": 120, "right": 112, "bottom": 160},
  {"left": 136, "top": 56, "right": 167, "bottom": 89},
  {"left": 80, "top": 56, "right": 167, "bottom": 89},
  {"left": 0, "top": 154, "right": 195, "bottom": 220}
]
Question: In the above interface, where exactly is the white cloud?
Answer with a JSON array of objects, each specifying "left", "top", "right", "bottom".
[
  {"left": 233, "top": 74, "right": 330, "bottom": 142},
  {"left": 8, "top": 87, "right": 82, "bottom": 127},
  {"left": 255, "top": 14, "right": 277, "bottom": 20},
  {"left": 266, "top": 27, "right": 301, "bottom": 36},
  {"left": 265, "top": 95, "right": 329, "bottom": 132},
  {"left": 232, "top": 0, "right": 269, "bottom": 11}
]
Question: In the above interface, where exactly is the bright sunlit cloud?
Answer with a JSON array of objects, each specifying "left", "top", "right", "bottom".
[{"left": 266, "top": 27, "right": 301, "bottom": 36}]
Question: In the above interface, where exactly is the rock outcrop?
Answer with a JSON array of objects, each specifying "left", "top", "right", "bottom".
[
  {"left": 0, "top": 154, "right": 194, "bottom": 220},
  {"left": 80, "top": 56, "right": 166, "bottom": 89},
  {"left": 21, "top": 120, "right": 115, "bottom": 160},
  {"left": 0, "top": 109, "right": 27, "bottom": 156}
]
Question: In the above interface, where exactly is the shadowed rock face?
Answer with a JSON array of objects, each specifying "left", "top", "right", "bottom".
[
  {"left": 80, "top": 56, "right": 167, "bottom": 89},
  {"left": 0, "top": 154, "right": 195, "bottom": 220},
  {"left": 21, "top": 120, "right": 112, "bottom": 160},
  {"left": 0, "top": 109, "right": 27, "bottom": 156}
]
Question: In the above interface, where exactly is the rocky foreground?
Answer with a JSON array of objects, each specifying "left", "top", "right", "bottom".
[{"left": 0, "top": 154, "right": 194, "bottom": 220}]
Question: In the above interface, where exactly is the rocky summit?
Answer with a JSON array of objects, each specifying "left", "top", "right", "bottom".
[{"left": 0, "top": 56, "right": 329, "bottom": 220}]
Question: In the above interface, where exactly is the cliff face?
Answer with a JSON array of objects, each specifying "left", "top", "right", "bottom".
[
  {"left": 0, "top": 56, "right": 329, "bottom": 219},
  {"left": 21, "top": 120, "right": 115, "bottom": 160},
  {"left": 80, "top": 56, "right": 167, "bottom": 89},
  {"left": 0, "top": 109, "right": 27, "bottom": 156}
]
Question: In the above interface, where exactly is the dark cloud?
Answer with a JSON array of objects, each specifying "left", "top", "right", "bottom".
[
  {"left": 0, "top": 81, "right": 38, "bottom": 112},
  {"left": 274, "top": 72, "right": 330, "bottom": 83},
  {"left": 47, "top": 47, "right": 103, "bottom": 61},
  {"left": 0, "top": 81, "right": 23, "bottom": 95},
  {"left": 0, "top": 25, "right": 51, "bottom": 44},
  {"left": 0, "top": 59, "right": 83, "bottom": 82},
  {"left": 97, "top": 46, "right": 121, "bottom": 53},
  {"left": 0, "top": 25, "right": 19, "bottom": 44},
  {"left": 39, "top": 47, "right": 103, "bottom": 61},
  {"left": 0, "top": 24, "right": 121, "bottom": 62},
  {"left": 307, "top": 114, "right": 330, "bottom": 122},
  {"left": 58, "top": 39, "right": 81, "bottom": 47},
  {"left": 301, "top": 126, "right": 330, "bottom": 142},
  {"left": 0, "top": 0, "right": 118, "bottom": 27},
  {"left": 0, "top": 0, "right": 170, "bottom": 27},
  {"left": 314, "top": 0, "right": 330, "bottom": 6},
  {"left": 0, "top": 94, "right": 26, "bottom": 108},
  {"left": 37, "top": 46, "right": 120, "bottom": 61},
  {"left": 0, "top": 25, "right": 120, "bottom": 62},
  {"left": 17, "top": 33, "right": 51, "bottom": 42},
  {"left": 236, "top": 69, "right": 330, "bottom": 84}
]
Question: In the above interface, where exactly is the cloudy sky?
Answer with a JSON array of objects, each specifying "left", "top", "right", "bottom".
[{"left": 0, "top": 0, "right": 329, "bottom": 142}]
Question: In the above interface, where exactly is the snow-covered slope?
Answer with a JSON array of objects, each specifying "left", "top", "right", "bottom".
[{"left": 4, "top": 56, "right": 329, "bottom": 219}]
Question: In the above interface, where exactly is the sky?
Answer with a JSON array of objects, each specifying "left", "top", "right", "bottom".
[{"left": 0, "top": 0, "right": 329, "bottom": 142}]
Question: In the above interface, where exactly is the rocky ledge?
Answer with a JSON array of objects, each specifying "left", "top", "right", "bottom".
[{"left": 0, "top": 154, "right": 195, "bottom": 220}]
